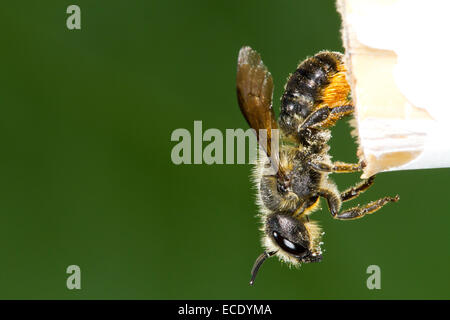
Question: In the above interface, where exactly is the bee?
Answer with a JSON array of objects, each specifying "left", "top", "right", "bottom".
[{"left": 236, "top": 46, "right": 399, "bottom": 285}]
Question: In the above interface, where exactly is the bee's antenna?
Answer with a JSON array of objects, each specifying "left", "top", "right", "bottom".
[{"left": 249, "top": 251, "right": 276, "bottom": 286}]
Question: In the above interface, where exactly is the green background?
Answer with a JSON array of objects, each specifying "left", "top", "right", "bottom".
[{"left": 0, "top": 0, "right": 448, "bottom": 299}]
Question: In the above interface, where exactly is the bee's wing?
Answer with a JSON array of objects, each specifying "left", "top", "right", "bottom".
[{"left": 236, "top": 46, "right": 278, "bottom": 158}]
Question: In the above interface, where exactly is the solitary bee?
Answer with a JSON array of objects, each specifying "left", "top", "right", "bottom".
[{"left": 236, "top": 47, "right": 399, "bottom": 285}]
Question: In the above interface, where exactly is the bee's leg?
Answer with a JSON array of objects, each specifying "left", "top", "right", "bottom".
[
  {"left": 341, "top": 176, "right": 375, "bottom": 202},
  {"left": 293, "top": 196, "right": 320, "bottom": 218},
  {"left": 308, "top": 160, "right": 364, "bottom": 173},
  {"left": 321, "top": 105, "right": 354, "bottom": 128},
  {"left": 319, "top": 187, "right": 399, "bottom": 220},
  {"left": 300, "top": 106, "right": 332, "bottom": 129},
  {"left": 300, "top": 105, "right": 353, "bottom": 130},
  {"left": 333, "top": 195, "right": 400, "bottom": 220},
  {"left": 318, "top": 188, "right": 342, "bottom": 217}
]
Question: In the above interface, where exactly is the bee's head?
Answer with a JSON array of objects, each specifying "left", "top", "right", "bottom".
[{"left": 249, "top": 213, "right": 323, "bottom": 285}]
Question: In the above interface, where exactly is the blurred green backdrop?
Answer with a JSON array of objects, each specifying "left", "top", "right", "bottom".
[{"left": 0, "top": 0, "right": 448, "bottom": 299}]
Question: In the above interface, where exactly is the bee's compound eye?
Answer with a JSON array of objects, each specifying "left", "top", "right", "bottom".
[{"left": 272, "top": 231, "right": 308, "bottom": 257}]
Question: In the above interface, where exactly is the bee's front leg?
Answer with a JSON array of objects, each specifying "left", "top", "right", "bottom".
[
  {"left": 332, "top": 196, "right": 400, "bottom": 220},
  {"left": 319, "top": 187, "right": 399, "bottom": 220},
  {"left": 317, "top": 188, "right": 342, "bottom": 217}
]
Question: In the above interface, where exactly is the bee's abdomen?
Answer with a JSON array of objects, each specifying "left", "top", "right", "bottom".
[{"left": 279, "top": 52, "right": 343, "bottom": 134}]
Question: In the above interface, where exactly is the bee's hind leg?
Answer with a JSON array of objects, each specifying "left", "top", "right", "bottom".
[{"left": 300, "top": 104, "right": 354, "bottom": 130}]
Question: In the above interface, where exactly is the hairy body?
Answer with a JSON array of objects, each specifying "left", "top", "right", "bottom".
[{"left": 236, "top": 47, "right": 399, "bottom": 284}]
